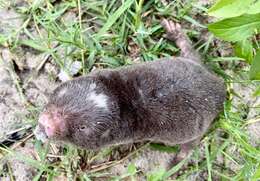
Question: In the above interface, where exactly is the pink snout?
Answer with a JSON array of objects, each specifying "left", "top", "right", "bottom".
[
  {"left": 35, "top": 109, "right": 67, "bottom": 141},
  {"left": 38, "top": 113, "right": 56, "bottom": 137}
]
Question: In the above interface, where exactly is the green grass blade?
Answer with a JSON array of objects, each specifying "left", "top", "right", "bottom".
[{"left": 95, "top": 0, "right": 134, "bottom": 39}]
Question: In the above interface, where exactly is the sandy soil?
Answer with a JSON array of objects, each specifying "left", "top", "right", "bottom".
[{"left": 0, "top": 1, "right": 259, "bottom": 180}]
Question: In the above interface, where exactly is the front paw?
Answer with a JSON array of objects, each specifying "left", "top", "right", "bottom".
[{"left": 161, "top": 19, "right": 182, "bottom": 41}]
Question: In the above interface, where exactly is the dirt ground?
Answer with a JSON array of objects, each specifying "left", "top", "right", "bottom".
[{"left": 0, "top": 0, "right": 259, "bottom": 180}]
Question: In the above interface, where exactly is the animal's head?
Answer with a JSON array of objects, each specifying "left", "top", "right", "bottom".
[{"left": 34, "top": 77, "right": 117, "bottom": 149}]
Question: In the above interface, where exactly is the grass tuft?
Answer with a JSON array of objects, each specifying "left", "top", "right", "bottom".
[{"left": 0, "top": 0, "right": 259, "bottom": 180}]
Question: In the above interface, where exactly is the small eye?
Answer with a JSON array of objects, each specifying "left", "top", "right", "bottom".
[{"left": 79, "top": 125, "right": 87, "bottom": 131}]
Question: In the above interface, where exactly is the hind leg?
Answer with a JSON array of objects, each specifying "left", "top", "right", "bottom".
[
  {"left": 170, "top": 137, "right": 201, "bottom": 167},
  {"left": 161, "top": 19, "right": 200, "bottom": 62},
  {"left": 165, "top": 138, "right": 201, "bottom": 179}
]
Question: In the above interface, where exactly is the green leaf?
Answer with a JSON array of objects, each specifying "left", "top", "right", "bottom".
[
  {"left": 101, "top": 56, "right": 123, "bottom": 67},
  {"left": 253, "top": 86, "right": 260, "bottom": 97},
  {"left": 127, "top": 163, "right": 137, "bottom": 175},
  {"left": 205, "top": 140, "right": 212, "bottom": 181},
  {"left": 146, "top": 168, "right": 166, "bottom": 181},
  {"left": 249, "top": 50, "right": 260, "bottom": 80},
  {"left": 34, "top": 140, "right": 50, "bottom": 160},
  {"left": 149, "top": 143, "right": 179, "bottom": 153},
  {"left": 31, "top": 0, "right": 45, "bottom": 11},
  {"left": 19, "top": 39, "right": 50, "bottom": 52},
  {"left": 234, "top": 39, "right": 253, "bottom": 63},
  {"left": 210, "top": 57, "right": 245, "bottom": 62},
  {"left": 208, "top": 13, "right": 260, "bottom": 42},
  {"left": 208, "top": 0, "right": 256, "bottom": 18},
  {"left": 0, "top": 34, "right": 7, "bottom": 45},
  {"left": 95, "top": 0, "right": 134, "bottom": 39},
  {"left": 248, "top": 1, "right": 260, "bottom": 14},
  {"left": 252, "top": 164, "right": 260, "bottom": 181}
]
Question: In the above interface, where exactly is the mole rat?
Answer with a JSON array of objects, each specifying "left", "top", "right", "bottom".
[{"left": 34, "top": 20, "right": 226, "bottom": 164}]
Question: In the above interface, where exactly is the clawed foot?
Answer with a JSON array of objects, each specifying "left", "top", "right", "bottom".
[
  {"left": 167, "top": 140, "right": 200, "bottom": 178},
  {"left": 161, "top": 19, "right": 183, "bottom": 41},
  {"left": 161, "top": 19, "right": 201, "bottom": 62},
  {"left": 168, "top": 148, "right": 191, "bottom": 169},
  {"left": 166, "top": 149, "right": 192, "bottom": 179}
]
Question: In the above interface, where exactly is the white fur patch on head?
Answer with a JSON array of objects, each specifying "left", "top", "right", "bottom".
[
  {"left": 89, "top": 83, "right": 96, "bottom": 90},
  {"left": 57, "top": 87, "right": 68, "bottom": 97},
  {"left": 87, "top": 91, "right": 108, "bottom": 110}
]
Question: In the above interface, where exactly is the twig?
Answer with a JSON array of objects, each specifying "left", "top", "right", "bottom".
[
  {"left": 243, "top": 116, "right": 260, "bottom": 126},
  {"left": 10, "top": 133, "right": 34, "bottom": 150},
  {"left": 6, "top": 125, "right": 32, "bottom": 136},
  {"left": 7, "top": 162, "right": 15, "bottom": 181},
  {"left": 86, "top": 143, "right": 148, "bottom": 173}
]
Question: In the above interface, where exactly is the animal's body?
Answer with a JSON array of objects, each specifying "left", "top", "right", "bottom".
[{"left": 34, "top": 20, "right": 226, "bottom": 164}]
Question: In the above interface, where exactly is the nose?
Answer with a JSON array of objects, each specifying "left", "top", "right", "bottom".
[{"left": 38, "top": 113, "right": 56, "bottom": 137}]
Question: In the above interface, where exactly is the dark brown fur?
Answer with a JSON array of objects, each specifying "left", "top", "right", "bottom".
[{"left": 34, "top": 20, "right": 226, "bottom": 165}]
